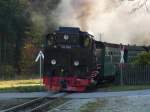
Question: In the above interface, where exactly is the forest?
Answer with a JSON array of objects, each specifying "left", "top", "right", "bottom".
[{"left": 0, "top": 0, "right": 60, "bottom": 79}]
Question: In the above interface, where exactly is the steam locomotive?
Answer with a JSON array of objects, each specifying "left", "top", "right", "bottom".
[{"left": 43, "top": 27, "right": 148, "bottom": 92}]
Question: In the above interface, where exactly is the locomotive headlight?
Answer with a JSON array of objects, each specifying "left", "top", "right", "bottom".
[
  {"left": 74, "top": 60, "right": 79, "bottom": 66},
  {"left": 51, "top": 59, "right": 56, "bottom": 65},
  {"left": 64, "top": 35, "right": 69, "bottom": 40}
]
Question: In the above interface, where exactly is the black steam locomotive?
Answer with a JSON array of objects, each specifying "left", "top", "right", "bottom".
[{"left": 43, "top": 27, "right": 148, "bottom": 92}]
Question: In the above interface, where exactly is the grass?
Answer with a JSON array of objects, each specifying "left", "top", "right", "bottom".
[
  {"left": 97, "top": 84, "right": 150, "bottom": 92},
  {"left": 0, "top": 79, "right": 46, "bottom": 92},
  {"left": 1, "top": 79, "right": 150, "bottom": 93},
  {"left": 80, "top": 99, "right": 102, "bottom": 112}
]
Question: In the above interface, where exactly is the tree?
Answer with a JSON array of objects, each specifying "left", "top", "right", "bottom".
[
  {"left": 19, "top": 38, "right": 38, "bottom": 76},
  {"left": 0, "top": 0, "right": 29, "bottom": 76},
  {"left": 26, "top": 0, "right": 61, "bottom": 47},
  {"left": 18, "top": 0, "right": 61, "bottom": 76},
  {"left": 0, "top": 0, "right": 61, "bottom": 78},
  {"left": 133, "top": 52, "right": 150, "bottom": 64},
  {"left": 130, "top": 0, "right": 150, "bottom": 13}
]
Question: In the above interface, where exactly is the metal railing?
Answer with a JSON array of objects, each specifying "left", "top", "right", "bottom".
[{"left": 115, "top": 64, "right": 150, "bottom": 85}]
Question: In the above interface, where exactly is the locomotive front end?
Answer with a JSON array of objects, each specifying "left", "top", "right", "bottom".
[{"left": 43, "top": 27, "right": 97, "bottom": 92}]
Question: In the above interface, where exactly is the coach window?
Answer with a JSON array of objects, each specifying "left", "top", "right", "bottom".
[{"left": 109, "top": 51, "right": 113, "bottom": 56}]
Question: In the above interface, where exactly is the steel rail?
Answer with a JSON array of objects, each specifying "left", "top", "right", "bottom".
[
  {"left": 2, "top": 97, "right": 47, "bottom": 112},
  {"left": 28, "top": 98, "right": 63, "bottom": 112},
  {"left": 29, "top": 93, "right": 69, "bottom": 112},
  {"left": 2, "top": 93, "right": 69, "bottom": 112}
]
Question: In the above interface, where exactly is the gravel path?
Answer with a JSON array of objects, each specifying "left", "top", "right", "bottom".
[
  {"left": 52, "top": 95, "right": 150, "bottom": 112},
  {"left": 1, "top": 90, "right": 150, "bottom": 112},
  {"left": 1, "top": 89, "right": 150, "bottom": 100},
  {"left": 62, "top": 89, "right": 150, "bottom": 112},
  {"left": 66, "top": 89, "right": 150, "bottom": 99},
  {"left": 95, "top": 95, "right": 150, "bottom": 112},
  {"left": 48, "top": 99, "right": 93, "bottom": 112}
]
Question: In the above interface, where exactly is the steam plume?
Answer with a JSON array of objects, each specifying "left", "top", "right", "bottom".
[
  {"left": 56, "top": 0, "right": 150, "bottom": 45},
  {"left": 71, "top": 0, "right": 94, "bottom": 30}
]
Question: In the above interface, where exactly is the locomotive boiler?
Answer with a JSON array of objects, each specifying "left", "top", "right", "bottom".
[{"left": 43, "top": 27, "right": 101, "bottom": 92}]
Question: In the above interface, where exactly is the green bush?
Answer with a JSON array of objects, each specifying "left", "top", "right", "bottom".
[{"left": 132, "top": 52, "right": 150, "bottom": 65}]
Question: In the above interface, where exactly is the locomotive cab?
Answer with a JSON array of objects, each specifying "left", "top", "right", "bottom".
[{"left": 46, "top": 28, "right": 93, "bottom": 49}]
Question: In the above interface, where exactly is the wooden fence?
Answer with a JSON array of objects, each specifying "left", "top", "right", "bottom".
[{"left": 115, "top": 64, "right": 150, "bottom": 85}]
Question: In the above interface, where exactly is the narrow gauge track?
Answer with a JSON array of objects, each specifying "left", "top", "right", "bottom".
[{"left": 2, "top": 93, "right": 69, "bottom": 112}]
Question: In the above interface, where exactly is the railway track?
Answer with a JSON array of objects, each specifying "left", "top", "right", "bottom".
[{"left": 2, "top": 93, "right": 69, "bottom": 112}]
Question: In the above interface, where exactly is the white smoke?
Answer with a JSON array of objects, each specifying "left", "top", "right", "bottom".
[{"left": 55, "top": 0, "right": 150, "bottom": 45}]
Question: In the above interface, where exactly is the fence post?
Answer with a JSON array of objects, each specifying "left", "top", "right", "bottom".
[{"left": 120, "top": 64, "right": 123, "bottom": 86}]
